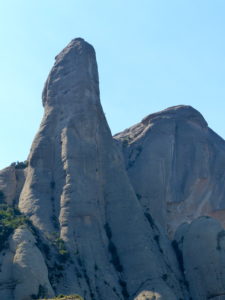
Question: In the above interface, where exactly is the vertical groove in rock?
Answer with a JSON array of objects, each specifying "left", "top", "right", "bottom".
[
  {"left": 16, "top": 38, "right": 186, "bottom": 299},
  {"left": 7, "top": 38, "right": 225, "bottom": 299}
]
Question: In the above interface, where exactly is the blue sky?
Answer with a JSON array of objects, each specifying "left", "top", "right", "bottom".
[{"left": 0, "top": 0, "right": 225, "bottom": 169}]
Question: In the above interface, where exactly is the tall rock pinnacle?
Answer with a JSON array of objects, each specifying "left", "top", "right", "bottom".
[
  {"left": 19, "top": 38, "right": 107, "bottom": 234},
  {"left": 18, "top": 38, "right": 185, "bottom": 299},
  {"left": 42, "top": 38, "right": 100, "bottom": 108},
  {"left": 1, "top": 38, "right": 225, "bottom": 300}
]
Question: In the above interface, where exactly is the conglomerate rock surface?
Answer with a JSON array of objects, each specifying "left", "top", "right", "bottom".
[{"left": 1, "top": 38, "right": 225, "bottom": 300}]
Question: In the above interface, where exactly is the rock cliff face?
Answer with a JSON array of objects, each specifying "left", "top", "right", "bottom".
[
  {"left": 0, "top": 228, "right": 54, "bottom": 300},
  {"left": 0, "top": 166, "right": 26, "bottom": 206},
  {"left": 174, "top": 217, "right": 225, "bottom": 300},
  {"left": 115, "top": 105, "right": 225, "bottom": 237},
  {"left": 1, "top": 38, "right": 225, "bottom": 300}
]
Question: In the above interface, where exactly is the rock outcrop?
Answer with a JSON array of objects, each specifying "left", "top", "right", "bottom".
[
  {"left": 0, "top": 227, "right": 54, "bottom": 300},
  {"left": 1, "top": 38, "right": 225, "bottom": 300},
  {"left": 115, "top": 105, "right": 225, "bottom": 237},
  {"left": 17, "top": 38, "right": 186, "bottom": 299},
  {"left": 0, "top": 165, "right": 26, "bottom": 206},
  {"left": 174, "top": 217, "right": 225, "bottom": 299}
]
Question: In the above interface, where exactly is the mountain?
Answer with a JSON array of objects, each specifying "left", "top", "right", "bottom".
[
  {"left": 114, "top": 105, "right": 225, "bottom": 237},
  {"left": 0, "top": 38, "right": 225, "bottom": 300}
]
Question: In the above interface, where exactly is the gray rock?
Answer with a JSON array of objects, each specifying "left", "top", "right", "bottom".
[
  {"left": 0, "top": 227, "right": 54, "bottom": 300},
  {"left": 115, "top": 105, "right": 225, "bottom": 237},
  {"left": 174, "top": 217, "right": 225, "bottom": 300},
  {"left": 1, "top": 38, "right": 225, "bottom": 300},
  {"left": 0, "top": 166, "right": 26, "bottom": 206},
  {"left": 17, "top": 38, "right": 185, "bottom": 299}
]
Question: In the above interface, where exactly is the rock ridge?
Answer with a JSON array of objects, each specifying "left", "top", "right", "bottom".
[{"left": 142, "top": 105, "right": 208, "bottom": 128}]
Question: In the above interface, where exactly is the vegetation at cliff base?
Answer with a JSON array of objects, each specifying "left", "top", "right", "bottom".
[{"left": 0, "top": 204, "right": 29, "bottom": 251}]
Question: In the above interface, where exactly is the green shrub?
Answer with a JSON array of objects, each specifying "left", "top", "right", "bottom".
[
  {"left": 48, "top": 232, "right": 70, "bottom": 262},
  {"left": 55, "top": 237, "right": 70, "bottom": 262},
  {"left": 11, "top": 160, "right": 28, "bottom": 169},
  {"left": 0, "top": 204, "right": 29, "bottom": 251}
]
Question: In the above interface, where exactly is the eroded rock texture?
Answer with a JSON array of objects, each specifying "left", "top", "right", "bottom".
[
  {"left": 1, "top": 38, "right": 225, "bottom": 300},
  {"left": 174, "top": 217, "right": 225, "bottom": 299},
  {"left": 115, "top": 105, "right": 225, "bottom": 237},
  {"left": 0, "top": 166, "right": 26, "bottom": 206},
  {"left": 0, "top": 227, "right": 54, "bottom": 300}
]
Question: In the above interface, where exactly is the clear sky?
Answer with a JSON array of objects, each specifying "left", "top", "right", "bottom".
[{"left": 0, "top": 0, "right": 225, "bottom": 169}]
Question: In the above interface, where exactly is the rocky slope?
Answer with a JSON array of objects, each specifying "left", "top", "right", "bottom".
[{"left": 0, "top": 38, "right": 225, "bottom": 300}]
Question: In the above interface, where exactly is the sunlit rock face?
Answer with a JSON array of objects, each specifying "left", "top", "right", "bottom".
[
  {"left": 134, "top": 290, "right": 162, "bottom": 300},
  {"left": 0, "top": 228, "right": 54, "bottom": 300},
  {"left": 1, "top": 38, "right": 225, "bottom": 300},
  {"left": 0, "top": 166, "right": 26, "bottom": 206},
  {"left": 14, "top": 38, "right": 185, "bottom": 299},
  {"left": 115, "top": 105, "right": 225, "bottom": 237}
]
